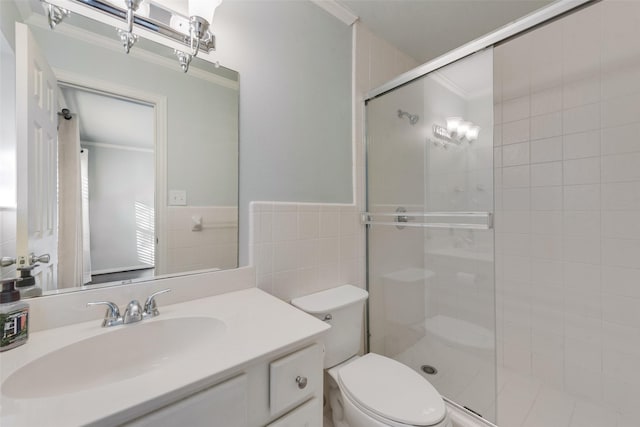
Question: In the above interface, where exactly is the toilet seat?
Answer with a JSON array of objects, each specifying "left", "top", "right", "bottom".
[{"left": 337, "top": 353, "right": 446, "bottom": 426}]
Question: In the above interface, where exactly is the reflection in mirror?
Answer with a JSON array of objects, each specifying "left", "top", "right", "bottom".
[{"left": 0, "top": 0, "right": 239, "bottom": 298}]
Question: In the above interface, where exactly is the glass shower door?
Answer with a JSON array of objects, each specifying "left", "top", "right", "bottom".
[{"left": 365, "top": 49, "right": 496, "bottom": 422}]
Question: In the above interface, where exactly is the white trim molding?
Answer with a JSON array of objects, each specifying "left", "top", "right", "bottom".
[
  {"left": 53, "top": 69, "right": 169, "bottom": 277},
  {"left": 310, "top": 0, "right": 358, "bottom": 26}
]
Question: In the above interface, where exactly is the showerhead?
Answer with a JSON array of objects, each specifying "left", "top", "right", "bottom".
[
  {"left": 397, "top": 109, "right": 419, "bottom": 125},
  {"left": 58, "top": 108, "right": 72, "bottom": 120}
]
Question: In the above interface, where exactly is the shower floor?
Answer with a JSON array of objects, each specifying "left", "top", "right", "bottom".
[
  {"left": 322, "top": 367, "right": 636, "bottom": 427},
  {"left": 496, "top": 368, "right": 635, "bottom": 427}
]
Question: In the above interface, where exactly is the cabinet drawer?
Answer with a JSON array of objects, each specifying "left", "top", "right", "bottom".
[
  {"left": 269, "top": 344, "right": 323, "bottom": 415},
  {"left": 266, "top": 398, "right": 322, "bottom": 427},
  {"left": 124, "top": 374, "right": 248, "bottom": 427}
]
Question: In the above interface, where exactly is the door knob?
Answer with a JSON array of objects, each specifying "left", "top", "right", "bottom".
[{"left": 29, "top": 253, "right": 50, "bottom": 264}]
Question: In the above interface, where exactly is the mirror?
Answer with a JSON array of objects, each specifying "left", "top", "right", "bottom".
[{"left": 0, "top": 0, "right": 239, "bottom": 297}]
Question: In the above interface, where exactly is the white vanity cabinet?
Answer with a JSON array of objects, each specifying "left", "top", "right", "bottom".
[
  {"left": 123, "top": 343, "right": 324, "bottom": 427},
  {"left": 124, "top": 374, "right": 249, "bottom": 427},
  {"left": 0, "top": 288, "right": 330, "bottom": 427}
]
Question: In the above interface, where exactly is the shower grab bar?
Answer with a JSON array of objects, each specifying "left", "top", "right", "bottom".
[{"left": 361, "top": 211, "right": 493, "bottom": 230}]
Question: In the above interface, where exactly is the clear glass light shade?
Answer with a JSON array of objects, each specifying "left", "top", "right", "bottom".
[
  {"left": 188, "top": 0, "right": 222, "bottom": 22},
  {"left": 466, "top": 125, "right": 480, "bottom": 141},
  {"left": 446, "top": 117, "right": 462, "bottom": 134},
  {"left": 457, "top": 121, "right": 471, "bottom": 136}
]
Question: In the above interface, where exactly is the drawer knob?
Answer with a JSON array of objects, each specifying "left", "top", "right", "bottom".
[{"left": 295, "top": 376, "right": 308, "bottom": 389}]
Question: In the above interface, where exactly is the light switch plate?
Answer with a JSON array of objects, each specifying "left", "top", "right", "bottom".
[{"left": 169, "top": 190, "right": 187, "bottom": 206}]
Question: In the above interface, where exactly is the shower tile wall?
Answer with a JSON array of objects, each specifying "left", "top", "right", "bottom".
[
  {"left": 494, "top": 1, "right": 640, "bottom": 421},
  {"left": 249, "top": 202, "right": 364, "bottom": 302}
]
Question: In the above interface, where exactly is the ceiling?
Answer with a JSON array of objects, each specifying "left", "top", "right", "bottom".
[
  {"left": 337, "top": 0, "right": 553, "bottom": 63},
  {"left": 60, "top": 87, "right": 154, "bottom": 149}
]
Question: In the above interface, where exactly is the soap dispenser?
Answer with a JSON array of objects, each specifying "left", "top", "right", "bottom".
[
  {"left": 16, "top": 264, "right": 43, "bottom": 298},
  {"left": 0, "top": 278, "right": 29, "bottom": 351}
]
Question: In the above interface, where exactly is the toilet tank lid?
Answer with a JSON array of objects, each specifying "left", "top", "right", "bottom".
[{"left": 291, "top": 285, "right": 368, "bottom": 314}]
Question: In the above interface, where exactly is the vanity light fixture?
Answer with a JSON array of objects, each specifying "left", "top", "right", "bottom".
[
  {"left": 432, "top": 117, "right": 480, "bottom": 149},
  {"left": 119, "top": 0, "right": 143, "bottom": 54},
  {"left": 45, "top": 3, "right": 71, "bottom": 29},
  {"left": 40, "top": 0, "right": 221, "bottom": 73}
]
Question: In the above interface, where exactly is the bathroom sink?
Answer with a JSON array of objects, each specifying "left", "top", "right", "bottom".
[{"left": 2, "top": 317, "right": 225, "bottom": 399}]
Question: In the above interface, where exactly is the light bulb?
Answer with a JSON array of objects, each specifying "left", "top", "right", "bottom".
[
  {"left": 446, "top": 117, "right": 462, "bottom": 134},
  {"left": 466, "top": 125, "right": 480, "bottom": 141},
  {"left": 457, "top": 121, "right": 471, "bottom": 138},
  {"left": 189, "top": 0, "right": 222, "bottom": 23}
]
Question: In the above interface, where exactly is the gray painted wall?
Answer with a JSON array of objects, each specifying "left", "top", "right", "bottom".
[
  {"left": 213, "top": 0, "right": 353, "bottom": 264},
  {"left": 84, "top": 144, "right": 155, "bottom": 272}
]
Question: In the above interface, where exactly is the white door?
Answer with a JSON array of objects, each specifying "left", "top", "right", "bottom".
[{"left": 15, "top": 23, "right": 58, "bottom": 291}]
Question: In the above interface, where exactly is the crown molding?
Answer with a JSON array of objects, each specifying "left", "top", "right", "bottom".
[{"left": 310, "top": 0, "right": 358, "bottom": 26}]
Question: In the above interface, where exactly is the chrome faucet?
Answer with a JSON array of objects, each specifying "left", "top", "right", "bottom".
[{"left": 87, "top": 289, "right": 171, "bottom": 327}]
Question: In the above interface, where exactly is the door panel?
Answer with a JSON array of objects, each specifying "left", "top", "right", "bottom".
[{"left": 16, "top": 22, "right": 58, "bottom": 291}]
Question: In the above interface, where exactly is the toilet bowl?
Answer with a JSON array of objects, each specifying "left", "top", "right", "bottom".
[
  {"left": 327, "top": 354, "right": 452, "bottom": 427},
  {"left": 291, "top": 285, "right": 451, "bottom": 427}
]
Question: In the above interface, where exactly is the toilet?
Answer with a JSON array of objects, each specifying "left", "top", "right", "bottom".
[{"left": 291, "top": 285, "right": 452, "bottom": 427}]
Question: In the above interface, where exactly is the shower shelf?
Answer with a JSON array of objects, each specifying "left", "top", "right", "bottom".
[{"left": 361, "top": 211, "right": 493, "bottom": 230}]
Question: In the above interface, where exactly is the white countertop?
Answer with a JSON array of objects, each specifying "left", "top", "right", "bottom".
[{"left": 0, "top": 288, "right": 330, "bottom": 427}]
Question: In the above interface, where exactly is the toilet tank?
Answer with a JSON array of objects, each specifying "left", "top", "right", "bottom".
[{"left": 291, "top": 285, "right": 368, "bottom": 368}]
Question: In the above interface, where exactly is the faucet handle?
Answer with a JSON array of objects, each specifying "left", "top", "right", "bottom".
[
  {"left": 123, "top": 300, "right": 144, "bottom": 324},
  {"left": 143, "top": 289, "right": 171, "bottom": 318},
  {"left": 87, "top": 301, "right": 122, "bottom": 327}
]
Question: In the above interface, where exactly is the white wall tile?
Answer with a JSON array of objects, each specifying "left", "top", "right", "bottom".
[
  {"left": 503, "top": 95, "right": 530, "bottom": 123},
  {"left": 502, "top": 165, "right": 530, "bottom": 188},
  {"left": 502, "top": 233, "right": 531, "bottom": 257},
  {"left": 602, "top": 238, "right": 640, "bottom": 269},
  {"left": 601, "top": 92, "right": 640, "bottom": 128},
  {"left": 503, "top": 188, "right": 531, "bottom": 211},
  {"left": 531, "top": 162, "right": 562, "bottom": 187},
  {"left": 563, "top": 237, "right": 601, "bottom": 264},
  {"left": 531, "top": 187, "right": 562, "bottom": 211},
  {"left": 531, "top": 259, "right": 563, "bottom": 285},
  {"left": 602, "top": 152, "right": 640, "bottom": 182},
  {"left": 502, "top": 119, "right": 530, "bottom": 145},
  {"left": 563, "top": 130, "right": 600, "bottom": 159},
  {"left": 564, "top": 184, "right": 600, "bottom": 211},
  {"left": 495, "top": 3, "right": 640, "bottom": 416},
  {"left": 563, "top": 211, "right": 600, "bottom": 237},
  {"left": 531, "top": 136, "right": 562, "bottom": 163},
  {"left": 564, "top": 262, "right": 601, "bottom": 294},
  {"left": 602, "top": 211, "right": 640, "bottom": 239},
  {"left": 563, "top": 77, "right": 600, "bottom": 109},
  {"left": 602, "top": 182, "right": 640, "bottom": 210},
  {"left": 563, "top": 103, "right": 600, "bottom": 135},
  {"left": 603, "top": 294, "right": 640, "bottom": 328},
  {"left": 531, "top": 234, "right": 563, "bottom": 260},
  {"left": 502, "top": 142, "right": 530, "bottom": 166},
  {"left": 249, "top": 202, "right": 365, "bottom": 301},
  {"left": 601, "top": 123, "right": 640, "bottom": 155},
  {"left": 564, "top": 157, "right": 600, "bottom": 185},
  {"left": 298, "top": 211, "right": 319, "bottom": 239},
  {"left": 531, "top": 112, "right": 562, "bottom": 140},
  {"left": 531, "top": 212, "right": 562, "bottom": 235},
  {"left": 531, "top": 86, "right": 562, "bottom": 116},
  {"left": 602, "top": 266, "right": 640, "bottom": 298}
]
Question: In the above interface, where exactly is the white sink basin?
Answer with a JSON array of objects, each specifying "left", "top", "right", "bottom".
[{"left": 2, "top": 317, "right": 225, "bottom": 399}]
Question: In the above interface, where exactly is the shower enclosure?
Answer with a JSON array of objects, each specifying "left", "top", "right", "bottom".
[
  {"left": 365, "top": 49, "right": 496, "bottom": 422},
  {"left": 364, "top": 1, "right": 640, "bottom": 426}
]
